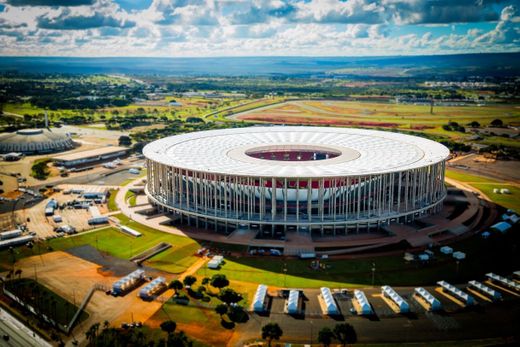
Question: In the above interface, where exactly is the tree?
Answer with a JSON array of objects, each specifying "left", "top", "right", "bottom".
[
  {"left": 183, "top": 275, "right": 197, "bottom": 288},
  {"left": 490, "top": 118, "right": 503, "bottom": 127},
  {"left": 85, "top": 322, "right": 100, "bottom": 345},
  {"left": 201, "top": 277, "right": 210, "bottom": 290},
  {"left": 168, "top": 280, "right": 183, "bottom": 294},
  {"left": 333, "top": 323, "right": 357, "bottom": 347},
  {"left": 160, "top": 320, "right": 177, "bottom": 336},
  {"left": 210, "top": 274, "right": 229, "bottom": 291},
  {"left": 318, "top": 327, "right": 334, "bottom": 347},
  {"left": 262, "top": 322, "right": 283, "bottom": 347},
  {"left": 215, "top": 303, "right": 228, "bottom": 318},
  {"left": 218, "top": 288, "right": 242, "bottom": 306},
  {"left": 468, "top": 121, "right": 480, "bottom": 128},
  {"left": 118, "top": 135, "right": 132, "bottom": 146}
]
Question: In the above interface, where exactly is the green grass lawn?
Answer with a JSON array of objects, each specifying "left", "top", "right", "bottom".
[
  {"left": 197, "top": 231, "right": 519, "bottom": 288},
  {"left": 125, "top": 190, "right": 137, "bottom": 207},
  {"left": 2, "top": 216, "right": 200, "bottom": 274},
  {"left": 446, "top": 169, "right": 519, "bottom": 211},
  {"left": 4, "top": 278, "right": 88, "bottom": 326},
  {"left": 107, "top": 189, "right": 119, "bottom": 211}
]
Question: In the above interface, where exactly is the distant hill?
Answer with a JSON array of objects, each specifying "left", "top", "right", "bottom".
[{"left": 0, "top": 52, "right": 518, "bottom": 77}]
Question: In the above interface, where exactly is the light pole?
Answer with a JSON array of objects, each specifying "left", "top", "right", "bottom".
[
  {"left": 283, "top": 262, "right": 287, "bottom": 288},
  {"left": 371, "top": 262, "right": 376, "bottom": 287}
]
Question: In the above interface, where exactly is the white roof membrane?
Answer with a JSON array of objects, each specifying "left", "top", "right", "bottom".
[{"left": 143, "top": 126, "right": 450, "bottom": 178}]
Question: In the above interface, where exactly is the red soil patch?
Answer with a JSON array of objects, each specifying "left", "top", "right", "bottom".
[{"left": 239, "top": 114, "right": 398, "bottom": 128}]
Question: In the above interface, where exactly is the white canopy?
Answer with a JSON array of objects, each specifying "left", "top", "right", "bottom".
[
  {"left": 354, "top": 290, "right": 372, "bottom": 315},
  {"left": 381, "top": 285, "right": 409, "bottom": 313},
  {"left": 320, "top": 287, "right": 339, "bottom": 315},
  {"left": 468, "top": 281, "right": 502, "bottom": 301},
  {"left": 440, "top": 246, "right": 453, "bottom": 254},
  {"left": 437, "top": 280, "right": 475, "bottom": 305},
  {"left": 252, "top": 284, "right": 268, "bottom": 312},
  {"left": 287, "top": 290, "right": 299, "bottom": 314},
  {"left": 414, "top": 287, "right": 441, "bottom": 311},
  {"left": 491, "top": 221, "right": 512, "bottom": 233}
]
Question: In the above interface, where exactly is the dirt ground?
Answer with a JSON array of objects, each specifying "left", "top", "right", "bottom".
[
  {"left": 449, "top": 154, "right": 520, "bottom": 183},
  {"left": 9, "top": 251, "right": 173, "bottom": 346}
]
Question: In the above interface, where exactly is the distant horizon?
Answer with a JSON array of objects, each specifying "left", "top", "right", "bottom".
[{"left": 1, "top": 51, "right": 520, "bottom": 59}]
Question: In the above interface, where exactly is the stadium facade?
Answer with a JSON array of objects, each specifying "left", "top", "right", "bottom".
[{"left": 143, "top": 126, "right": 449, "bottom": 235}]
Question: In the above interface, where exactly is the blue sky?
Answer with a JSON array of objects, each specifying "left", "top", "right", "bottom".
[{"left": 0, "top": 0, "right": 518, "bottom": 57}]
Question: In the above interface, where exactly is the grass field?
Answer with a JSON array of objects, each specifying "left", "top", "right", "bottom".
[
  {"left": 125, "top": 190, "right": 136, "bottom": 207},
  {"left": 2, "top": 217, "right": 200, "bottom": 274},
  {"left": 236, "top": 100, "right": 520, "bottom": 147},
  {"left": 446, "top": 169, "right": 519, "bottom": 211},
  {"left": 196, "top": 230, "right": 519, "bottom": 288},
  {"left": 107, "top": 189, "right": 119, "bottom": 211}
]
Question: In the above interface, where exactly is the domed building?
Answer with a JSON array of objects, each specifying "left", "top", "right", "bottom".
[{"left": 0, "top": 128, "right": 76, "bottom": 154}]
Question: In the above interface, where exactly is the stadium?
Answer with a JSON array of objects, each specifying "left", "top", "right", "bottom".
[
  {"left": 0, "top": 128, "right": 75, "bottom": 154},
  {"left": 143, "top": 126, "right": 450, "bottom": 236}
]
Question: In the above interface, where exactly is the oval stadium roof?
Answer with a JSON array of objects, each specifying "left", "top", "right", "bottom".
[{"left": 143, "top": 126, "right": 450, "bottom": 178}]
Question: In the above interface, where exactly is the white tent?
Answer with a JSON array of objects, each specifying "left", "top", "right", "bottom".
[
  {"left": 437, "top": 281, "right": 475, "bottom": 306},
  {"left": 491, "top": 221, "right": 512, "bottom": 234},
  {"left": 440, "top": 246, "right": 453, "bottom": 255},
  {"left": 486, "top": 273, "right": 520, "bottom": 291},
  {"left": 286, "top": 290, "right": 300, "bottom": 314},
  {"left": 354, "top": 290, "right": 372, "bottom": 315},
  {"left": 320, "top": 287, "right": 339, "bottom": 315},
  {"left": 381, "top": 285, "right": 409, "bottom": 313},
  {"left": 414, "top": 287, "right": 442, "bottom": 311},
  {"left": 252, "top": 284, "right": 268, "bottom": 312},
  {"left": 208, "top": 255, "right": 224, "bottom": 269},
  {"left": 452, "top": 251, "right": 466, "bottom": 260},
  {"left": 468, "top": 281, "right": 502, "bottom": 301}
]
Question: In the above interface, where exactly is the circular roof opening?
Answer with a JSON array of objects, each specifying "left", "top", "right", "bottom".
[{"left": 245, "top": 144, "right": 341, "bottom": 162}]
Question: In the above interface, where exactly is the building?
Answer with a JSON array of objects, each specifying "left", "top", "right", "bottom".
[
  {"left": 0, "top": 129, "right": 75, "bottom": 154},
  {"left": 51, "top": 146, "right": 129, "bottom": 168},
  {"left": 144, "top": 126, "right": 449, "bottom": 235}
]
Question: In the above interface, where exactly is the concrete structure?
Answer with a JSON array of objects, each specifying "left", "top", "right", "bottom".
[
  {"left": 119, "top": 226, "right": 142, "bottom": 237},
  {"left": 144, "top": 126, "right": 449, "bottom": 235},
  {"left": 52, "top": 146, "right": 128, "bottom": 168},
  {"left": 0, "top": 128, "right": 75, "bottom": 154}
]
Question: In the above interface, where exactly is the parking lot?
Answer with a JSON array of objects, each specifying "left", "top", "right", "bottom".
[
  {"left": 11, "top": 184, "right": 117, "bottom": 238},
  {"left": 233, "top": 281, "right": 520, "bottom": 345}
]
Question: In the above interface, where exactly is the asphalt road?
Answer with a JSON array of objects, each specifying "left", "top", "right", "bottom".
[{"left": 0, "top": 307, "right": 52, "bottom": 347}]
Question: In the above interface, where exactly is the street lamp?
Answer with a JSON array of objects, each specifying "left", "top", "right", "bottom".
[
  {"left": 283, "top": 263, "right": 287, "bottom": 288},
  {"left": 371, "top": 262, "right": 376, "bottom": 287}
]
